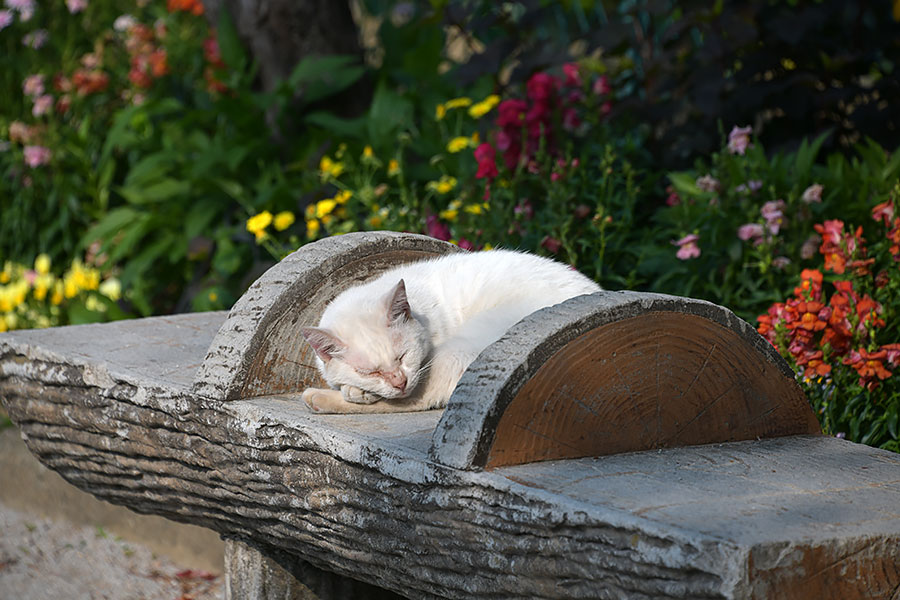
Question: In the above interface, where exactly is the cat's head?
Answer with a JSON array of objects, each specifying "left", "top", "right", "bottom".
[{"left": 301, "top": 280, "right": 431, "bottom": 399}]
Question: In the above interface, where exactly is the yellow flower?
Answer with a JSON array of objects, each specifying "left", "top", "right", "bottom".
[
  {"left": 0, "top": 317, "right": 6, "bottom": 333},
  {"left": 335, "top": 190, "right": 352, "bottom": 204},
  {"left": 445, "top": 97, "right": 472, "bottom": 109},
  {"left": 471, "top": 132, "right": 480, "bottom": 144},
  {"left": 316, "top": 199, "right": 337, "bottom": 218},
  {"left": 64, "top": 275, "right": 78, "bottom": 298},
  {"left": 85, "top": 295, "right": 107, "bottom": 313},
  {"left": 99, "top": 277, "right": 122, "bottom": 301},
  {"left": 439, "top": 208, "right": 458, "bottom": 221},
  {"left": 0, "top": 262, "right": 10, "bottom": 284},
  {"left": 0, "top": 287, "right": 11, "bottom": 312},
  {"left": 483, "top": 243, "right": 493, "bottom": 251},
  {"left": 51, "top": 281, "right": 63, "bottom": 305},
  {"left": 319, "top": 156, "right": 345, "bottom": 179},
  {"left": 362, "top": 146, "right": 374, "bottom": 159},
  {"left": 388, "top": 159, "right": 400, "bottom": 176},
  {"left": 368, "top": 214, "right": 383, "bottom": 228},
  {"left": 4, "top": 312, "right": 17, "bottom": 331},
  {"left": 208, "top": 291, "right": 218, "bottom": 302},
  {"left": 427, "top": 175, "right": 458, "bottom": 195},
  {"left": 468, "top": 94, "right": 501, "bottom": 118},
  {"left": 246, "top": 211, "right": 273, "bottom": 242},
  {"left": 435, "top": 104, "right": 446, "bottom": 120},
  {"left": 464, "top": 203, "right": 483, "bottom": 215},
  {"left": 34, "top": 253, "right": 51, "bottom": 275},
  {"left": 306, "top": 219, "right": 320, "bottom": 238},
  {"left": 274, "top": 211, "right": 295, "bottom": 231},
  {"left": 305, "top": 204, "right": 316, "bottom": 220},
  {"left": 33, "top": 274, "right": 53, "bottom": 301},
  {"left": 447, "top": 136, "right": 471, "bottom": 153}
]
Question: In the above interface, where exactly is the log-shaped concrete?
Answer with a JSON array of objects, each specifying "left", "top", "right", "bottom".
[
  {"left": 192, "top": 232, "right": 459, "bottom": 401},
  {"left": 431, "top": 291, "right": 821, "bottom": 470}
]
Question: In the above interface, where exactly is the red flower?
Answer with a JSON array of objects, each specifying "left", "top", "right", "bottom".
[
  {"left": 843, "top": 348, "right": 892, "bottom": 388},
  {"left": 496, "top": 99, "right": 527, "bottom": 129},
  {"left": 562, "top": 63, "right": 581, "bottom": 87},
  {"left": 473, "top": 143, "right": 498, "bottom": 180},
  {"left": 541, "top": 235, "right": 562, "bottom": 254}
]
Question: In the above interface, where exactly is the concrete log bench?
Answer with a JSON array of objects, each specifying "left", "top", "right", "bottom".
[{"left": 2, "top": 231, "right": 899, "bottom": 600}]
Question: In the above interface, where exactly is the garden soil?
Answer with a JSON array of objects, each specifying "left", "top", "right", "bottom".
[{"left": 0, "top": 426, "right": 225, "bottom": 599}]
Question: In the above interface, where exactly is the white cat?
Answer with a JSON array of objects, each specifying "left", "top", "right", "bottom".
[{"left": 300, "top": 249, "right": 600, "bottom": 413}]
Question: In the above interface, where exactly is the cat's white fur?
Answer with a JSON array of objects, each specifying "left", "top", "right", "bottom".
[{"left": 301, "top": 249, "right": 600, "bottom": 413}]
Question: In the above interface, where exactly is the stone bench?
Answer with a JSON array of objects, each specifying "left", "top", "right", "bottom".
[{"left": 1, "top": 231, "right": 899, "bottom": 600}]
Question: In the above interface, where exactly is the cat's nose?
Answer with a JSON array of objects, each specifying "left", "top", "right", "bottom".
[{"left": 386, "top": 371, "right": 407, "bottom": 392}]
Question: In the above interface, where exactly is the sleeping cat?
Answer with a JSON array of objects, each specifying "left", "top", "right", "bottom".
[{"left": 301, "top": 249, "right": 600, "bottom": 413}]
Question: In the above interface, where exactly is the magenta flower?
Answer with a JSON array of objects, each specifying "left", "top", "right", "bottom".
[
  {"left": 31, "top": 94, "right": 53, "bottom": 117},
  {"left": 23, "top": 145, "right": 51, "bottom": 167},
  {"left": 473, "top": 142, "right": 498, "bottom": 180},
  {"left": 801, "top": 183, "right": 823, "bottom": 204},
  {"left": 65, "top": 0, "right": 87, "bottom": 13},
  {"left": 727, "top": 125, "right": 753, "bottom": 155},
  {"left": 425, "top": 215, "right": 451, "bottom": 241},
  {"left": 562, "top": 63, "right": 581, "bottom": 87},
  {"left": 673, "top": 234, "right": 701, "bottom": 260},
  {"left": 526, "top": 72, "right": 559, "bottom": 103},
  {"left": 22, "top": 73, "right": 44, "bottom": 97},
  {"left": 738, "top": 223, "right": 765, "bottom": 242},
  {"left": 0, "top": 9, "right": 13, "bottom": 30}
]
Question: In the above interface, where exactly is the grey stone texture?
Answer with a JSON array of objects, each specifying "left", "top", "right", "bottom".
[{"left": 1, "top": 232, "right": 899, "bottom": 599}]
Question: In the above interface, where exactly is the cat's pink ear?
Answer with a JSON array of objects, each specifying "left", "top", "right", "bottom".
[
  {"left": 301, "top": 327, "right": 345, "bottom": 362},
  {"left": 387, "top": 279, "right": 411, "bottom": 323}
]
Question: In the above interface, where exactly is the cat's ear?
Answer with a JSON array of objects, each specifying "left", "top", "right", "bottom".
[
  {"left": 386, "top": 279, "right": 411, "bottom": 324},
  {"left": 301, "top": 327, "right": 346, "bottom": 362}
]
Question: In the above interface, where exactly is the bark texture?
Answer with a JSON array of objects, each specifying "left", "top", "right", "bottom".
[{"left": 202, "top": 0, "right": 362, "bottom": 94}]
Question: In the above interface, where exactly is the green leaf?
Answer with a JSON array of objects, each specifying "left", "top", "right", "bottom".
[
  {"left": 367, "top": 82, "right": 413, "bottom": 145},
  {"left": 117, "top": 179, "right": 191, "bottom": 204},
  {"left": 217, "top": 8, "right": 247, "bottom": 72},
  {"left": 288, "top": 55, "right": 366, "bottom": 105},
  {"left": 667, "top": 171, "right": 702, "bottom": 197},
  {"left": 83, "top": 207, "right": 139, "bottom": 248},
  {"left": 304, "top": 111, "right": 367, "bottom": 138},
  {"left": 123, "top": 153, "right": 176, "bottom": 188}
]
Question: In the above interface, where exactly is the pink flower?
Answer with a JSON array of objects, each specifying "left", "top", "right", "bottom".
[
  {"left": 0, "top": 9, "right": 13, "bottom": 30},
  {"left": 800, "top": 234, "right": 821, "bottom": 260},
  {"left": 23, "top": 145, "right": 51, "bottom": 167},
  {"left": 592, "top": 75, "right": 610, "bottom": 96},
  {"left": 673, "top": 234, "right": 701, "bottom": 260},
  {"left": 541, "top": 235, "right": 562, "bottom": 254},
  {"left": 801, "top": 183, "right": 823, "bottom": 204},
  {"left": 773, "top": 256, "right": 791, "bottom": 270},
  {"left": 65, "top": 0, "right": 87, "bottom": 13},
  {"left": 696, "top": 174, "right": 720, "bottom": 193},
  {"left": 562, "top": 62, "right": 581, "bottom": 87},
  {"left": 457, "top": 238, "right": 475, "bottom": 251},
  {"left": 473, "top": 143, "right": 498, "bottom": 180},
  {"left": 31, "top": 94, "right": 53, "bottom": 117},
  {"left": 761, "top": 200, "right": 786, "bottom": 234},
  {"left": 22, "top": 73, "right": 44, "bottom": 97},
  {"left": 22, "top": 29, "right": 48, "bottom": 49},
  {"left": 562, "top": 107, "right": 580, "bottom": 131},
  {"left": 738, "top": 223, "right": 765, "bottom": 242},
  {"left": 727, "top": 125, "right": 753, "bottom": 155},
  {"left": 872, "top": 201, "right": 894, "bottom": 224},
  {"left": 514, "top": 199, "right": 534, "bottom": 220}
]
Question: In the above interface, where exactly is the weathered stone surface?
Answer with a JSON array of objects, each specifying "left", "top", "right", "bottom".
[
  {"left": 193, "top": 232, "right": 459, "bottom": 402},
  {"left": 2, "top": 314, "right": 900, "bottom": 599}
]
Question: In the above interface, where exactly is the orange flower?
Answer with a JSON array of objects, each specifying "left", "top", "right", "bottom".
[
  {"left": 843, "top": 348, "right": 892, "bottom": 388},
  {"left": 167, "top": 0, "right": 204, "bottom": 15},
  {"left": 149, "top": 49, "right": 169, "bottom": 77},
  {"left": 795, "top": 350, "right": 832, "bottom": 378}
]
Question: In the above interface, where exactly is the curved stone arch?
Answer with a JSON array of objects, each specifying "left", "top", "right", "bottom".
[
  {"left": 193, "top": 232, "right": 461, "bottom": 401},
  {"left": 430, "top": 291, "right": 820, "bottom": 470}
]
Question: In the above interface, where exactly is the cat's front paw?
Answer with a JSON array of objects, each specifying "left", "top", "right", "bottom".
[
  {"left": 341, "top": 384, "right": 381, "bottom": 405},
  {"left": 301, "top": 387, "right": 347, "bottom": 413}
]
